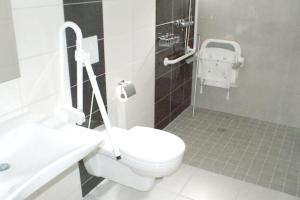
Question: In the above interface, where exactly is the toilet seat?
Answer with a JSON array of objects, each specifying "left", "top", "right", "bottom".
[
  {"left": 98, "top": 126, "right": 185, "bottom": 177},
  {"left": 120, "top": 126, "right": 185, "bottom": 163}
]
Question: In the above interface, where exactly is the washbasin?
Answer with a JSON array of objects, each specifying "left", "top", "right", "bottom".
[{"left": 0, "top": 122, "right": 104, "bottom": 200}]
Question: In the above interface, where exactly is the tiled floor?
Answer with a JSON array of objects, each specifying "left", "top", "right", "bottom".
[
  {"left": 83, "top": 164, "right": 299, "bottom": 200},
  {"left": 164, "top": 107, "right": 300, "bottom": 197}
]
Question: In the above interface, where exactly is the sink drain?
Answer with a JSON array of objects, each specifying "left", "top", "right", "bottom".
[{"left": 0, "top": 163, "right": 10, "bottom": 172}]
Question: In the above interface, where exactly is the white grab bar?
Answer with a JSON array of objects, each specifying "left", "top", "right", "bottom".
[
  {"left": 83, "top": 54, "right": 122, "bottom": 159},
  {"left": 59, "top": 22, "right": 84, "bottom": 111},
  {"left": 163, "top": 50, "right": 194, "bottom": 66},
  {"left": 163, "top": 0, "right": 199, "bottom": 66},
  {"left": 59, "top": 22, "right": 121, "bottom": 159}
]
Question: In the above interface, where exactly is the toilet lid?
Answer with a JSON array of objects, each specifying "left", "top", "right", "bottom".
[{"left": 118, "top": 126, "right": 185, "bottom": 163}]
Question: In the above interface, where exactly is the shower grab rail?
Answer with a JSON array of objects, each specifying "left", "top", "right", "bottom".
[
  {"left": 163, "top": 0, "right": 199, "bottom": 66},
  {"left": 163, "top": 49, "right": 195, "bottom": 66}
]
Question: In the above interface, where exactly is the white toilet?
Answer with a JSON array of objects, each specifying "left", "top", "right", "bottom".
[
  {"left": 84, "top": 126, "right": 185, "bottom": 191},
  {"left": 57, "top": 21, "right": 185, "bottom": 193}
]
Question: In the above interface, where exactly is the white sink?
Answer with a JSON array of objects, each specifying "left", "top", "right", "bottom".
[{"left": 0, "top": 123, "right": 105, "bottom": 200}]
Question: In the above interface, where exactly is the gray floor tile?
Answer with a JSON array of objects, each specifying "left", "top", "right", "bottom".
[{"left": 165, "top": 106, "right": 300, "bottom": 197}]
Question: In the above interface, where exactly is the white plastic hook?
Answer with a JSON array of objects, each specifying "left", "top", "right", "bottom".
[
  {"left": 226, "top": 89, "right": 230, "bottom": 101},
  {"left": 200, "top": 80, "right": 203, "bottom": 94}
]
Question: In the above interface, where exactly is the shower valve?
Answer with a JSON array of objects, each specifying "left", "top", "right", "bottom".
[{"left": 174, "top": 19, "right": 194, "bottom": 28}]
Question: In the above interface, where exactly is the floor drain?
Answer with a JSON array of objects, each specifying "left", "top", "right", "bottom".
[
  {"left": 217, "top": 127, "right": 227, "bottom": 132},
  {"left": 0, "top": 163, "right": 10, "bottom": 172}
]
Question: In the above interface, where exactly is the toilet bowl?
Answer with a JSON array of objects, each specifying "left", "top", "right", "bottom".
[{"left": 84, "top": 126, "right": 185, "bottom": 191}]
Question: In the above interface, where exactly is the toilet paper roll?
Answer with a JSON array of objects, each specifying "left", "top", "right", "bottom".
[{"left": 116, "top": 81, "right": 136, "bottom": 102}]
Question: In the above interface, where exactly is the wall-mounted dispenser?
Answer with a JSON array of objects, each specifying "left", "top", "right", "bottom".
[
  {"left": 115, "top": 80, "right": 136, "bottom": 129},
  {"left": 158, "top": 33, "right": 180, "bottom": 48},
  {"left": 116, "top": 80, "right": 136, "bottom": 103}
]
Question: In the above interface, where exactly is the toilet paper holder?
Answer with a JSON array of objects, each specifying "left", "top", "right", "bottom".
[{"left": 117, "top": 80, "right": 136, "bottom": 102}]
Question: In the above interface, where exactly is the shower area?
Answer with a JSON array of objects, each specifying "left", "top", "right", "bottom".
[{"left": 156, "top": 0, "right": 300, "bottom": 198}]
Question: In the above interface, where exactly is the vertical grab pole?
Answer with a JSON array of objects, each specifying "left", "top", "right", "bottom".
[
  {"left": 76, "top": 56, "right": 83, "bottom": 112},
  {"left": 76, "top": 38, "right": 84, "bottom": 112},
  {"left": 59, "top": 22, "right": 83, "bottom": 109},
  {"left": 192, "top": 34, "right": 201, "bottom": 117},
  {"left": 185, "top": 0, "right": 192, "bottom": 51},
  {"left": 59, "top": 28, "right": 70, "bottom": 107}
]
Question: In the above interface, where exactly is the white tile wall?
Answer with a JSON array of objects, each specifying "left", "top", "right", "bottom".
[
  {"left": 11, "top": 0, "right": 62, "bottom": 9},
  {"left": 0, "top": 0, "right": 20, "bottom": 82},
  {"left": 1, "top": 1, "right": 82, "bottom": 199},
  {"left": 103, "top": 0, "right": 155, "bottom": 129},
  {"left": 194, "top": 0, "right": 300, "bottom": 128},
  {"left": 0, "top": 20, "right": 19, "bottom": 68},
  {"left": 27, "top": 165, "right": 82, "bottom": 200},
  {"left": 0, "top": 1, "right": 63, "bottom": 122},
  {"left": 0, "top": 0, "right": 12, "bottom": 20},
  {"left": 0, "top": 79, "right": 22, "bottom": 116},
  {"left": 19, "top": 52, "right": 59, "bottom": 105},
  {"left": 13, "top": 6, "right": 63, "bottom": 59}
]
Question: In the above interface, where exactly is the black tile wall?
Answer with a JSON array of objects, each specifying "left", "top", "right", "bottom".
[
  {"left": 155, "top": 115, "right": 171, "bottom": 130},
  {"left": 78, "top": 161, "right": 104, "bottom": 196},
  {"left": 171, "top": 85, "right": 184, "bottom": 111},
  {"left": 173, "top": 0, "right": 195, "bottom": 20},
  {"left": 171, "top": 64, "right": 185, "bottom": 91},
  {"left": 155, "top": 94, "right": 171, "bottom": 125},
  {"left": 155, "top": 47, "right": 173, "bottom": 77},
  {"left": 63, "top": 0, "right": 106, "bottom": 196},
  {"left": 64, "top": 2, "right": 104, "bottom": 47},
  {"left": 155, "top": 0, "right": 195, "bottom": 129},
  {"left": 156, "top": 0, "right": 173, "bottom": 25},
  {"left": 155, "top": 71, "right": 171, "bottom": 102}
]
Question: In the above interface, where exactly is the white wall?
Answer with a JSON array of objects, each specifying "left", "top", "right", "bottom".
[
  {"left": 103, "top": 0, "right": 156, "bottom": 129},
  {"left": 0, "top": 0, "right": 63, "bottom": 122},
  {"left": 0, "top": 0, "right": 20, "bottom": 82},
  {"left": 195, "top": 0, "right": 300, "bottom": 127},
  {"left": 0, "top": 1, "right": 82, "bottom": 199},
  {"left": 27, "top": 165, "right": 82, "bottom": 200}
]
